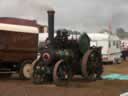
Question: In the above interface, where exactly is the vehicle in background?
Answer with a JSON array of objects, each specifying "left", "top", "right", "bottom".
[
  {"left": 87, "top": 31, "right": 122, "bottom": 64},
  {"left": 120, "top": 39, "right": 128, "bottom": 60}
]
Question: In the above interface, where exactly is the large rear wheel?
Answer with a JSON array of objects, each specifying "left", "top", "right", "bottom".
[
  {"left": 81, "top": 50, "right": 96, "bottom": 80},
  {"left": 53, "top": 59, "right": 72, "bottom": 84}
]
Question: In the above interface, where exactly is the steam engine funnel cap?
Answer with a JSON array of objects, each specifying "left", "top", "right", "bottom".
[{"left": 47, "top": 10, "right": 55, "bottom": 14}]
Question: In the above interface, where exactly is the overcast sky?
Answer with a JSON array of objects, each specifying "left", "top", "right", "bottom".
[{"left": 0, "top": 0, "right": 128, "bottom": 32}]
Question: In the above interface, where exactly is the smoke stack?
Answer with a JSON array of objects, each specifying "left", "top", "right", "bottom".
[{"left": 47, "top": 10, "right": 55, "bottom": 44}]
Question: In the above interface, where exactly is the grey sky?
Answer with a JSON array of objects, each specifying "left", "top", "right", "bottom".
[{"left": 0, "top": 0, "right": 128, "bottom": 32}]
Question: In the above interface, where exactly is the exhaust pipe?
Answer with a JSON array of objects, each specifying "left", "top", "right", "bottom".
[{"left": 47, "top": 10, "right": 55, "bottom": 44}]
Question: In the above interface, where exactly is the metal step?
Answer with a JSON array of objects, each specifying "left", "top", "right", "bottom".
[
  {"left": 0, "top": 68, "right": 11, "bottom": 71},
  {"left": 0, "top": 71, "right": 16, "bottom": 74},
  {"left": 0, "top": 68, "right": 16, "bottom": 74}
]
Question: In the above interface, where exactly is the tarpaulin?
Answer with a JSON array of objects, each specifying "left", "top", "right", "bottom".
[{"left": 102, "top": 73, "right": 128, "bottom": 80}]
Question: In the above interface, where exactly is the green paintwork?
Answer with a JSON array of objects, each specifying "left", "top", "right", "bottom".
[{"left": 79, "top": 33, "right": 90, "bottom": 54}]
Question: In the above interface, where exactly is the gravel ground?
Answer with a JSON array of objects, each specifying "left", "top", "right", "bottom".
[{"left": 0, "top": 61, "right": 128, "bottom": 96}]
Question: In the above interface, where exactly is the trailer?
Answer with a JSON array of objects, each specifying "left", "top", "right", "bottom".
[{"left": 0, "top": 18, "right": 39, "bottom": 79}]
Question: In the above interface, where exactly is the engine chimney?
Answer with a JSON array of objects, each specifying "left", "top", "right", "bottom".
[{"left": 47, "top": 10, "right": 55, "bottom": 44}]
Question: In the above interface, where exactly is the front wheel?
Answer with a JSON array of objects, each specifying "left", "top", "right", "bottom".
[
  {"left": 32, "top": 61, "right": 53, "bottom": 84},
  {"left": 32, "top": 61, "right": 45, "bottom": 84},
  {"left": 53, "top": 59, "right": 72, "bottom": 84}
]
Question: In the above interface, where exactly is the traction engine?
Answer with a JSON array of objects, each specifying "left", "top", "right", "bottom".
[{"left": 32, "top": 10, "right": 103, "bottom": 84}]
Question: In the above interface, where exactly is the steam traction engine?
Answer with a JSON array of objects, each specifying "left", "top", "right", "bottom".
[{"left": 32, "top": 10, "right": 103, "bottom": 84}]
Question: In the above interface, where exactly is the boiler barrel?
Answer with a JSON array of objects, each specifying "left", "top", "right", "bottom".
[{"left": 79, "top": 33, "right": 90, "bottom": 54}]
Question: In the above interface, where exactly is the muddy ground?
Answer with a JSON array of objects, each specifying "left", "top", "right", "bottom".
[{"left": 0, "top": 61, "right": 128, "bottom": 96}]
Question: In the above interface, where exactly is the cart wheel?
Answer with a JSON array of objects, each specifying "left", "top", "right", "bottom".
[
  {"left": 81, "top": 50, "right": 96, "bottom": 80},
  {"left": 112, "top": 58, "right": 117, "bottom": 64},
  {"left": 113, "top": 58, "right": 122, "bottom": 64},
  {"left": 19, "top": 60, "right": 33, "bottom": 80},
  {"left": 53, "top": 59, "right": 72, "bottom": 84},
  {"left": 117, "top": 58, "right": 122, "bottom": 64}
]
